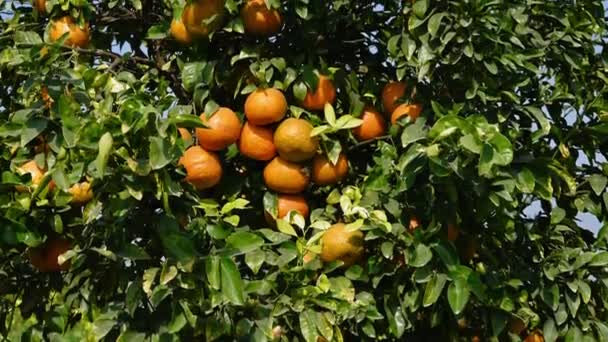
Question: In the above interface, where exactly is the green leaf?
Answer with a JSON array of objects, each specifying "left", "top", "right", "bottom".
[
  {"left": 149, "top": 137, "right": 172, "bottom": 170},
  {"left": 524, "top": 107, "right": 551, "bottom": 142},
  {"left": 590, "top": 252, "right": 608, "bottom": 267},
  {"left": 588, "top": 174, "right": 607, "bottom": 196},
  {"left": 21, "top": 118, "right": 47, "bottom": 146},
  {"left": 226, "top": 231, "right": 264, "bottom": 254},
  {"left": 205, "top": 256, "right": 221, "bottom": 290},
  {"left": 401, "top": 118, "right": 427, "bottom": 147},
  {"left": 543, "top": 318, "right": 558, "bottom": 342},
  {"left": 221, "top": 198, "right": 250, "bottom": 214},
  {"left": 409, "top": 244, "right": 433, "bottom": 267},
  {"left": 276, "top": 219, "right": 298, "bottom": 237},
  {"left": 447, "top": 279, "right": 470, "bottom": 315},
  {"left": 299, "top": 310, "right": 317, "bottom": 342},
  {"left": 220, "top": 257, "right": 245, "bottom": 305},
  {"left": 96, "top": 132, "right": 113, "bottom": 179},
  {"left": 428, "top": 116, "right": 463, "bottom": 140},
  {"left": 428, "top": 13, "right": 447, "bottom": 37},
  {"left": 565, "top": 326, "right": 582, "bottom": 342},
  {"left": 93, "top": 320, "right": 115, "bottom": 341},
  {"left": 423, "top": 273, "right": 447, "bottom": 307},
  {"left": 550, "top": 207, "right": 566, "bottom": 224},
  {"left": 478, "top": 144, "right": 494, "bottom": 176},
  {"left": 324, "top": 103, "right": 336, "bottom": 126},
  {"left": 14, "top": 31, "right": 43, "bottom": 44},
  {"left": 459, "top": 134, "right": 482, "bottom": 154},
  {"left": 412, "top": 0, "right": 428, "bottom": 18},
  {"left": 516, "top": 167, "right": 535, "bottom": 193}
]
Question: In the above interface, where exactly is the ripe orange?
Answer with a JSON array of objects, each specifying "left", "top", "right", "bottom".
[
  {"left": 179, "top": 146, "right": 223, "bottom": 190},
  {"left": 182, "top": 0, "right": 225, "bottom": 37},
  {"left": 408, "top": 216, "right": 421, "bottom": 233},
  {"left": 34, "top": 0, "right": 46, "bottom": 14},
  {"left": 390, "top": 103, "right": 422, "bottom": 124},
  {"left": 447, "top": 223, "right": 460, "bottom": 242},
  {"left": 196, "top": 107, "right": 241, "bottom": 151},
  {"left": 265, "top": 193, "right": 309, "bottom": 225},
  {"left": 239, "top": 122, "right": 276, "bottom": 161},
  {"left": 263, "top": 156, "right": 309, "bottom": 194},
  {"left": 244, "top": 88, "right": 287, "bottom": 125},
  {"left": 29, "top": 238, "right": 71, "bottom": 272},
  {"left": 170, "top": 18, "right": 193, "bottom": 44},
  {"left": 382, "top": 81, "right": 406, "bottom": 114},
  {"left": 178, "top": 127, "right": 192, "bottom": 142},
  {"left": 352, "top": 106, "right": 386, "bottom": 141},
  {"left": 49, "top": 16, "right": 90, "bottom": 48},
  {"left": 311, "top": 153, "right": 349, "bottom": 185},
  {"left": 302, "top": 75, "right": 336, "bottom": 111},
  {"left": 279, "top": 194, "right": 309, "bottom": 218},
  {"left": 320, "top": 223, "right": 364, "bottom": 267},
  {"left": 69, "top": 181, "right": 93, "bottom": 205},
  {"left": 524, "top": 331, "right": 544, "bottom": 342},
  {"left": 274, "top": 118, "right": 319, "bottom": 162},
  {"left": 240, "top": 0, "right": 282, "bottom": 35},
  {"left": 16, "top": 160, "right": 48, "bottom": 192}
]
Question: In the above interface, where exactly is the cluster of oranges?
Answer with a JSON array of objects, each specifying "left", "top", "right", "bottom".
[
  {"left": 171, "top": 0, "right": 282, "bottom": 45},
  {"left": 178, "top": 73, "right": 426, "bottom": 266}
]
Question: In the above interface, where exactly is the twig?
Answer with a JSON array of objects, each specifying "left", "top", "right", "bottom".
[{"left": 347, "top": 135, "right": 392, "bottom": 151}]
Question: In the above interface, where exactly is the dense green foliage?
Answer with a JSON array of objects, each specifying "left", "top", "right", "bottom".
[{"left": 1, "top": 0, "right": 608, "bottom": 341}]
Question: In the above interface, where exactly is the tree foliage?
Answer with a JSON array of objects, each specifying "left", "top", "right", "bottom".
[{"left": 1, "top": 0, "right": 608, "bottom": 341}]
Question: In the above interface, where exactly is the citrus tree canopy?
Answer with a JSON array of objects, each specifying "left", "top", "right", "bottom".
[{"left": 1, "top": 0, "right": 608, "bottom": 341}]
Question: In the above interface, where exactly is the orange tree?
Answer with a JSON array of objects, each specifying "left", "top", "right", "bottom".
[{"left": 1, "top": 0, "right": 608, "bottom": 341}]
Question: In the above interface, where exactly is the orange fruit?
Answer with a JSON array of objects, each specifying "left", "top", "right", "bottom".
[
  {"left": 69, "top": 181, "right": 93, "bottom": 205},
  {"left": 278, "top": 194, "right": 309, "bottom": 218},
  {"left": 265, "top": 193, "right": 309, "bottom": 225},
  {"left": 508, "top": 317, "right": 526, "bottom": 336},
  {"left": 34, "top": 0, "right": 46, "bottom": 14},
  {"left": 390, "top": 103, "right": 422, "bottom": 124},
  {"left": 182, "top": 0, "right": 225, "bottom": 37},
  {"left": 16, "top": 160, "right": 48, "bottom": 192},
  {"left": 170, "top": 18, "right": 193, "bottom": 44},
  {"left": 274, "top": 118, "right": 319, "bottom": 162},
  {"left": 524, "top": 331, "right": 544, "bottom": 342},
  {"left": 352, "top": 107, "right": 386, "bottom": 141},
  {"left": 179, "top": 146, "right": 223, "bottom": 190},
  {"left": 311, "top": 153, "right": 349, "bottom": 185},
  {"left": 178, "top": 127, "right": 192, "bottom": 142},
  {"left": 239, "top": 122, "right": 276, "bottom": 161},
  {"left": 301, "top": 75, "right": 336, "bottom": 111},
  {"left": 382, "top": 81, "right": 407, "bottom": 114},
  {"left": 408, "top": 216, "right": 421, "bottom": 233},
  {"left": 196, "top": 107, "right": 241, "bottom": 151},
  {"left": 447, "top": 223, "right": 460, "bottom": 242},
  {"left": 240, "top": 0, "right": 282, "bottom": 35},
  {"left": 263, "top": 156, "right": 309, "bottom": 194},
  {"left": 49, "top": 16, "right": 90, "bottom": 48},
  {"left": 320, "top": 223, "right": 364, "bottom": 267},
  {"left": 29, "top": 238, "right": 71, "bottom": 272},
  {"left": 244, "top": 88, "right": 287, "bottom": 125}
]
